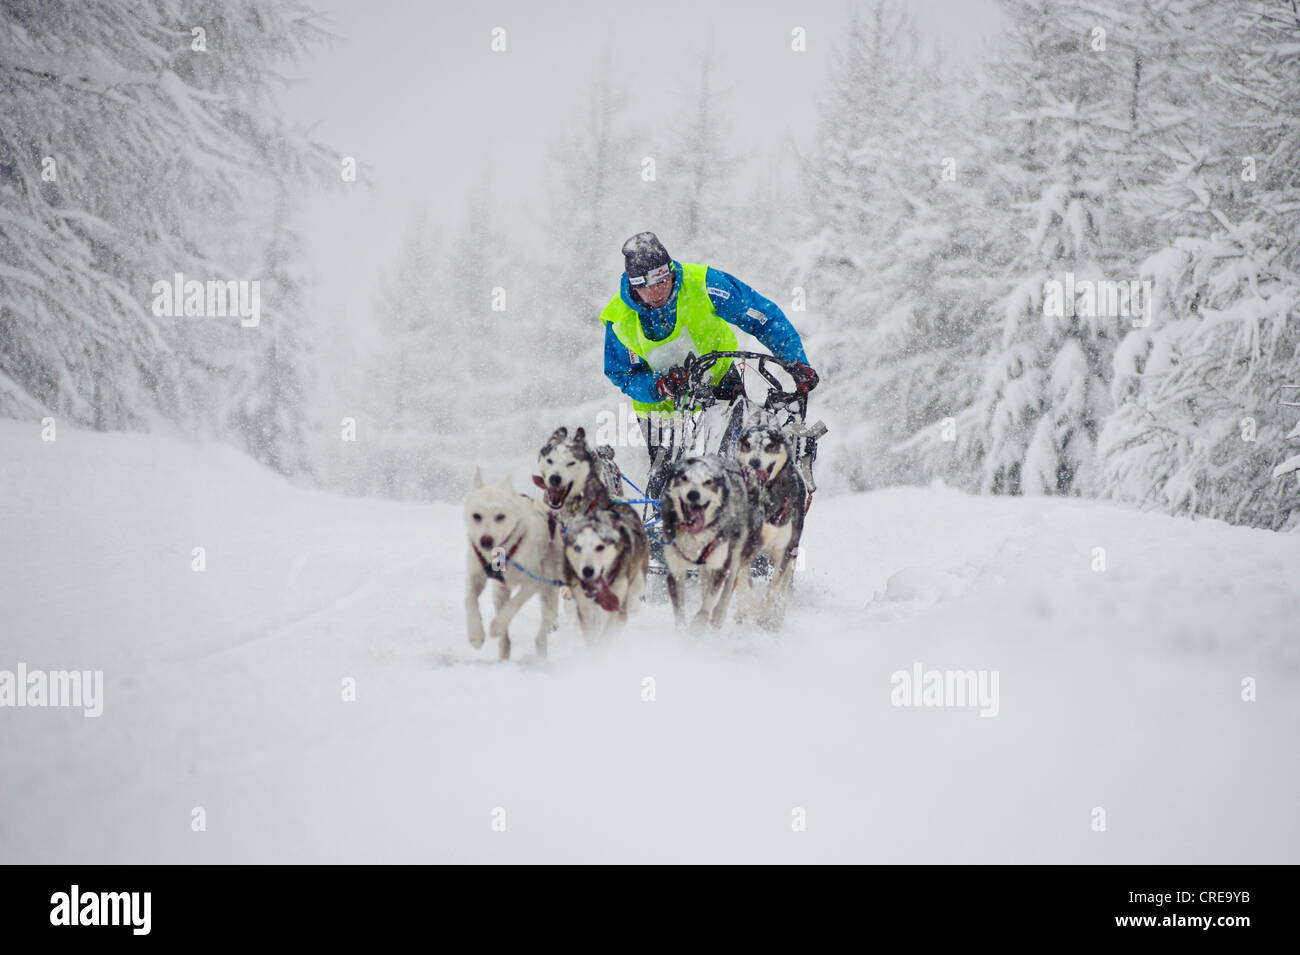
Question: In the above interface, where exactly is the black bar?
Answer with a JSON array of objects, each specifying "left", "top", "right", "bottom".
[{"left": 5, "top": 865, "right": 1282, "bottom": 942}]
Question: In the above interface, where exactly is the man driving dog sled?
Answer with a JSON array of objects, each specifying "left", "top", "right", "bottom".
[{"left": 601, "top": 231, "right": 819, "bottom": 497}]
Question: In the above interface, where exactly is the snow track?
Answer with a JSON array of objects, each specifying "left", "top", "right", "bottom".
[{"left": 2, "top": 422, "right": 1297, "bottom": 863}]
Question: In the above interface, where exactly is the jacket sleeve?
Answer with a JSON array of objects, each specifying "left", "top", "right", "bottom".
[
  {"left": 704, "top": 267, "right": 809, "bottom": 365},
  {"left": 604, "top": 322, "right": 662, "bottom": 404}
]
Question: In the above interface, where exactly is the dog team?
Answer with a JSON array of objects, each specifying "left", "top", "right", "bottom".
[{"left": 464, "top": 422, "right": 808, "bottom": 660}]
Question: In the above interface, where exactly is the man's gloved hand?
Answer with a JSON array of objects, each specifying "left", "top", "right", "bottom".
[
  {"left": 789, "top": 362, "right": 820, "bottom": 395},
  {"left": 655, "top": 365, "right": 691, "bottom": 400}
]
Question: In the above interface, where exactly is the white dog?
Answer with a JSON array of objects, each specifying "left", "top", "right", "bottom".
[{"left": 464, "top": 469, "right": 563, "bottom": 660}]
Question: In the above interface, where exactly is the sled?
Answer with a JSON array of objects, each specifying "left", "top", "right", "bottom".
[{"left": 622, "top": 350, "right": 828, "bottom": 580}]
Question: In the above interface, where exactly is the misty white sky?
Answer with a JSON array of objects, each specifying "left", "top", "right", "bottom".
[{"left": 283, "top": 0, "right": 1003, "bottom": 340}]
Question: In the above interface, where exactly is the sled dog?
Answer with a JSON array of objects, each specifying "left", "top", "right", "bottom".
[
  {"left": 735, "top": 423, "right": 807, "bottom": 629},
  {"left": 464, "top": 469, "right": 563, "bottom": 660},
  {"left": 562, "top": 501, "right": 650, "bottom": 640},
  {"left": 534, "top": 426, "right": 623, "bottom": 521},
  {"left": 659, "top": 455, "right": 763, "bottom": 631}
]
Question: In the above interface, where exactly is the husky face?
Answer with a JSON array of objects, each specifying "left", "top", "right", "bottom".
[
  {"left": 464, "top": 473, "right": 525, "bottom": 553},
  {"left": 564, "top": 518, "right": 623, "bottom": 592},
  {"left": 665, "top": 456, "right": 727, "bottom": 535},
  {"left": 737, "top": 426, "right": 790, "bottom": 485},
  {"left": 536, "top": 426, "right": 596, "bottom": 509}
]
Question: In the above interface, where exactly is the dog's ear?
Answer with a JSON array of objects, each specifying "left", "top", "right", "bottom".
[
  {"left": 547, "top": 426, "right": 568, "bottom": 446},
  {"left": 616, "top": 521, "right": 634, "bottom": 553},
  {"left": 471, "top": 467, "right": 484, "bottom": 489},
  {"left": 573, "top": 426, "right": 586, "bottom": 445},
  {"left": 500, "top": 473, "right": 514, "bottom": 492}
]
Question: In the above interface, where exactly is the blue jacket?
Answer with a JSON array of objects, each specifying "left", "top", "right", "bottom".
[{"left": 603, "top": 263, "right": 809, "bottom": 405}]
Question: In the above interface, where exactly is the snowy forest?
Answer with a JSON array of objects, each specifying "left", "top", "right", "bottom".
[{"left": 4, "top": 0, "right": 1299, "bottom": 530}]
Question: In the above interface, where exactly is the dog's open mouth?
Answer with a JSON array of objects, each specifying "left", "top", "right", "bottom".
[
  {"left": 753, "top": 468, "right": 770, "bottom": 484},
  {"left": 680, "top": 499, "right": 709, "bottom": 534},
  {"left": 581, "top": 575, "right": 620, "bottom": 612},
  {"left": 532, "top": 475, "right": 572, "bottom": 509}
]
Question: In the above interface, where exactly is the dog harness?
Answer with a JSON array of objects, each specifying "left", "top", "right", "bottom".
[
  {"left": 682, "top": 532, "right": 723, "bottom": 566},
  {"left": 471, "top": 531, "right": 523, "bottom": 583},
  {"left": 766, "top": 488, "right": 792, "bottom": 525},
  {"left": 473, "top": 532, "right": 566, "bottom": 588}
]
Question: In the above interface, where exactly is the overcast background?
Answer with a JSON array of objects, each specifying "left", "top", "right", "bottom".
[
  {"left": 4, "top": 0, "right": 1295, "bottom": 512},
  {"left": 284, "top": 0, "right": 1004, "bottom": 353}
]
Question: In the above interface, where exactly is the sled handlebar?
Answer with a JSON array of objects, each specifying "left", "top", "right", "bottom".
[{"left": 682, "top": 350, "right": 809, "bottom": 420}]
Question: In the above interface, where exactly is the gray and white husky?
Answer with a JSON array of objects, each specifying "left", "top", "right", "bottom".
[
  {"left": 533, "top": 426, "right": 623, "bottom": 520},
  {"left": 735, "top": 423, "right": 807, "bottom": 629},
  {"left": 659, "top": 455, "right": 763, "bottom": 631},
  {"left": 464, "top": 468, "right": 563, "bottom": 660},
  {"left": 562, "top": 501, "right": 649, "bottom": 641}
]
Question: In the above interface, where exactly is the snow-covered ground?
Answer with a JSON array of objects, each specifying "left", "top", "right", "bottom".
[{"left": 1, "top": 419, "right": 1297, "bottom": 863}]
